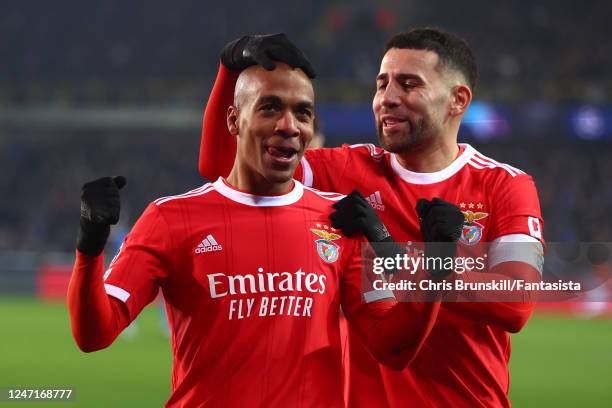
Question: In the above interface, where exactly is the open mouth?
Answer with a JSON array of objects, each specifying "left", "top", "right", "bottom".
[
  {"left": 382, "top": 117, "right": 407, "bottom": 131},
  {"left": 266, "top": 146, "right": 299, "bottom": 162}
]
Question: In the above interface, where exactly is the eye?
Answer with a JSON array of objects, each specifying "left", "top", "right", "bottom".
[
  {"left": 377, "top": 82, "right": 387, "bottom": 91},
  {"left": 296, "top": 108, "right": 313, "bottom": 121},
  {"left": 260, "top": 103, "right": 280, "bottom": 113}
]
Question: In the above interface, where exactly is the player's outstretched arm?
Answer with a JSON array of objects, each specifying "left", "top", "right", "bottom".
[
  {"left": 68, "top": 176, "right": 130, "bottom": 352},
  {"left": 198, "top": 34, "right": 316, "bottom": 180}
]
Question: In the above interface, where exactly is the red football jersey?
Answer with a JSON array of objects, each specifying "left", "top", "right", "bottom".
[
  {"left": 101, "top": 178, "right": 434, "bottom": 407},
  {"left": 295, "top": 143, "right": 544, "bottom": 408}
]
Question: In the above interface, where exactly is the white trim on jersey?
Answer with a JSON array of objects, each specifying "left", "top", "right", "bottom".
[
  {"left": 302, "top": 185, "right": 345, "bottom": 201},
  {"left": 488, "top": 234, "right": 544, "bottom": 275},
  {"left": 213, "top": 177, "right": 304, "bottom": 207},
  {"left": 155, "top": 183, "right": 214, "bottom": 206},
  {"left": 390, "top": 144, "right": 476, "bottom": 184},
  {"left": 104, "top": 284, "right": 131, "bottom": 302},
  {"left": 301, "top": 157, "right": 314, "bottom": 187},
  {"left": 474, "top": 152, "right": 525, "bottom": 175},
  {"left": 468, "top": 153, "right": 526, "bottom": 177},
  {"left": 349, "top": 143, "right": 385, "bottom": 158}
]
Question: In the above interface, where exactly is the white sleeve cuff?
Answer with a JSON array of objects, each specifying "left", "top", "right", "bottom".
[
  {"left": 104, "top": 284, "right": 131, "bottom": 302},
  {"left": 363, "top": 289, "right": 395, "bottom": 303}
]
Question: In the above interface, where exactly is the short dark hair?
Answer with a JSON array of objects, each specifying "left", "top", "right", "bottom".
[{"left": 385, "top": 27, "right": 478, "bottom": 90}]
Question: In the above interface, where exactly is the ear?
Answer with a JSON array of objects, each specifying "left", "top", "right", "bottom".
[
  {"left": 449, "top": 84, "right": 472, "bottom": 117},
  {"left": 227, "top": 105, "right": 240, "bottom": 135}
]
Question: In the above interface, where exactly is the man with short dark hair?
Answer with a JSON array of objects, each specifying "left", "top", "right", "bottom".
[
  {"left": 198, "top": 28, "right": 545, "bottom": 407},
  {"left": 68, "top": 60, "right": 445, "bottom": 407}
]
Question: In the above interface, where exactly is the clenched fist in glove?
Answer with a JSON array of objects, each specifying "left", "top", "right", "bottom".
[
  {"left": 330, "top": 190, "right": 390, "bottom": 242},
  {"left": 77, "top": 176, "right": 126, "bottom": 256},
  {"left": 329, "top": 190, "right": 406, "bottom": 264},
  {"left": 416, "top": 198, "right": 465, "bottom": 278}
]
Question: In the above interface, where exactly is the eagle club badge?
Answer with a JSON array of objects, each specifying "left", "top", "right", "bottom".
[
  {"left": 460, "top": 210, "right": 489, "bottom": 245},
  {"left": 310, "top": 224, "right": 341, "bottom": 263}
]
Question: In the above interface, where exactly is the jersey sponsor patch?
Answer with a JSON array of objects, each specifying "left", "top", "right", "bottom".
[
  {"left": 310, "top": 224, "right": 341, "bottom": 263},
  {"left": 460, "top": 210, "right": 489, "bottom": 245}
]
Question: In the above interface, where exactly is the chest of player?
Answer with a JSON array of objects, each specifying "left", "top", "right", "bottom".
[
  {"left": 168, "top": 206, "right": 348, "bottom": 321},
  {"left": 360, "top": 176, "right": 492, "bottom": 247}
]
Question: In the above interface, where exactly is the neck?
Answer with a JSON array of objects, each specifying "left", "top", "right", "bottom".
[
  {"left": 395, "top": 137, "right": 459, "bottom": 173},
  {"left": 226, "top": 163, "right": 293, "bottom": 196}
]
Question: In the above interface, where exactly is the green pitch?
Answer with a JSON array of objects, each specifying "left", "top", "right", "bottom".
[{"left": 0, "top": 298, "right": 610, "bottom": 407}]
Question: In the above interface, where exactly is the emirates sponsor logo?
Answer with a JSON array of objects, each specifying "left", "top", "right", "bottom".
[{"left": 207, "top": 268, "right": 327, "bottom": 320}]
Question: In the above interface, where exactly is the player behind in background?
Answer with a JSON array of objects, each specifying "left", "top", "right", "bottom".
[
  {"left": 198, "top": 30, "right": 545, "bottom": 407},
  {"left": 67, "top": 57, "right": 453, "bottom": 407}
]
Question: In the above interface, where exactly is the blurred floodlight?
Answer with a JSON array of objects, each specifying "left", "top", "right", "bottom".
[
  {"left": 463, "top": 101, "right": 510, "bottom": 141},
  {"left": 571, "top": 106, "right": 605, "bottom": 140}
]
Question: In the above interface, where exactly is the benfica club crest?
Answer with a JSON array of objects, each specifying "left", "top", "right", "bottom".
[
  {"left": 310, "top": 225, "right": 341, "bottom": 263},
  {"left": 460, "top": 210, "right": 489, "bottom": 245}
]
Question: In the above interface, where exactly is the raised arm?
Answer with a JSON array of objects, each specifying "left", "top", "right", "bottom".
[
  {"left": 68, "top": 251, "right": 130, "bottom": 352},
  {"left": 198, "top": 63, "right": 239, "bottom": 180},
  {"left": 68, "top": 176, "right": 130, "bottom": 352},
  {"left": 68, "top": 177, "right": 169, "bottom": 352}
]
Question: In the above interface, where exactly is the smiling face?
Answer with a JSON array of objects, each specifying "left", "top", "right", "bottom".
[
  {"left": 227, "top": 64, "right": 315, "bottom": 193},
  {"left": 372, "top": 48, "right": 457, "bottom": 153}
]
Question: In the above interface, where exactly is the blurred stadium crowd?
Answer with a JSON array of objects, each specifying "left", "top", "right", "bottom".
[
  {"left": 1, "top": 0, "right": 611, "bottom": 252},
  {"left": 2, "top": 0, "right": 610, "bottom": 106},
  {"left": 1, "top": 131, "right": 610, "bottom": 252}
]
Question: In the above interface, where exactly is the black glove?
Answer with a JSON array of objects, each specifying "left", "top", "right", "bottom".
[
  {"left": 330, "top": 190, "right": 390, "bottom": 242},
  {"left": 416, "top": 198, "right": 465, "bottom": 278},
  {"left": 220, "top": 33, "right": 316, "bottom": 78},
  {"left": 331, "top": 190, "right": 404, "bottom": 276},
  {"left": 77, "top": 176, "right": 126, "bottom": 256},
  {"left": 416, "top": 198, "right": 464, "bottom": 242}
]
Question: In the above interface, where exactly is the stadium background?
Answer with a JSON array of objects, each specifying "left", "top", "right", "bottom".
[{"left": 1, "top": 0, "right": 611, "bottom": 406}]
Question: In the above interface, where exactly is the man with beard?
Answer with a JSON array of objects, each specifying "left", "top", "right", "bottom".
[{"left": 198, "top": 30, "right": 545, "bottom": 407}]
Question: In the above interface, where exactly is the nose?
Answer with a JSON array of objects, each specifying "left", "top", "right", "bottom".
[
  {"left": 275, "top": 110, "right": 300, "bottom": 138},
  {"left": 380, "top": 82, "right": 400, "bottom": 108}
]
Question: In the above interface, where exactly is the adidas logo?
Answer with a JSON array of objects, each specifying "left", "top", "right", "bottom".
[
  {"left": 365, "top": 191, "right": 385, "bottom": 211},
  {"left": 195, "top": 234, "right": 223, "bottom": 254}
]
